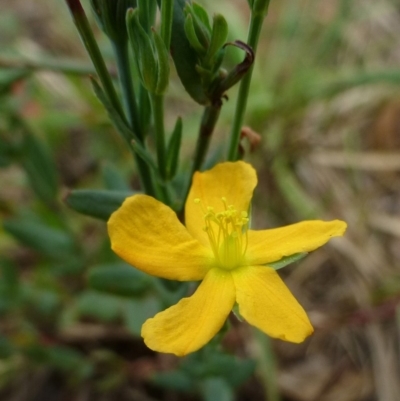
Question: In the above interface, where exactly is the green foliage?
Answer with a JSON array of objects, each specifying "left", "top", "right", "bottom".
[
  {"left": 3, "top": 218, "right": 77, "bottom": 260},
  {"left": 201, "top": 378, "right": 234, "bottom": 401},
  {"left": 153, "top": 348, "right": 255, "bottom": 398},
  {"left": 166, "top": 117, "right": 183, "bottom": 180},
  {"left": 168, "top": 0, "right": 208, "bottom": 104},
  {"left": 126, "top": 8, "right": 170, "bottom": 95},
  {"left": 88, "top": 262, "right": 152, "bottom": 297},
  {"left": 65, "top": 189, "right": 134, "bottom": 221},
  {"left": 18, "top": 126, "right": 59, "bottom": 204}
]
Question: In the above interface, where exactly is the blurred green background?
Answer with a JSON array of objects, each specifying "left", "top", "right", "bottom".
[{"left": 1, "top": 0, "right": 400, "bottom": 400}]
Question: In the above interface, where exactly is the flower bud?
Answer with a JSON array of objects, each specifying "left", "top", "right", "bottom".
[{"left": 126, "top": 8, "right": 170, "bottom": 95}]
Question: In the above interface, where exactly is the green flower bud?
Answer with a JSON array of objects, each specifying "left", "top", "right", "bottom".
[{"left": 126, "top": 8, "right": 170, "bottom": 95}]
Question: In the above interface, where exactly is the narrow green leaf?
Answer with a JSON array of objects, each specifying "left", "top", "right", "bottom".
[
  {"left": 187, "top": 5, "right": 211, "bottom": 48},
  {"left": 90, "top": 77, "right": 135, "bottom": 144},
  {"left": 202, "top": 378, "right": 234, "bottom": 401},
  {"left": 88, "top": 263, "right": 152, "bottom": 297},
  {"left": 184, "top": 14, "right": 207, "bottom": 54},
  {"left": 130, "top": 140, "right": 159, "bottom": 172},
  {"left": 64, "top": 189, "right": 133, "bottom": 220},
  {"left": 77, "top": 291, "right": 123, "bottom": 323},
  {"left": 91, "top": 78, "right": 158, "bottom": 177},
  {"left": 166, "top": 117, "right": 182, "bottom": 179},
  {"left": 3, "top": 219, "right": 76, "bottom": 260},
  {"left": 20, "top": 129, "right": 59, "bottom": 204},
  {"left": 152, "top": 371, "right": 194, "bottom": 392},
  {"left": 126, "top": 8, "right": 158, "bottom": 92},
  {"left": 152, "top": 28, "right": 170, "bottom": 95},
  {"left": 206, "top": 14, "right": 228, "bottom": 63},
  {"left": 168, "top": 0, "right": 208, "bottom": 104},
  {"left": 46, "top": 346, "right": 92, "bottom": 379},
  {"left": 191, "top": 2, "right": 212, "bottom": 31},
  {"left": 206, "top": 353, "right": 256, "bottom": 387},
  {"left": 123, "top": 295, "right": 160, "bottom": 335},
  {"left": 101, "top": 163, "right": 131, "bottom": 191}
]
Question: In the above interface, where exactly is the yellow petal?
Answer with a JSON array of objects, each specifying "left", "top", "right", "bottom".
[
  {"left": 108, "top": 194, "right": 213, "bottom": 281},
  {"left": 142, "top": 268, "right": 235, "bottom": 356},
  {"left": 246, "top": 220, "right": 347, "bottom": 265},
  {"left": 233, "top": 266, "right": 313, "bottom": 343},
  {"left": 186, "top": 161, "right": 257, "bottom": 246}
]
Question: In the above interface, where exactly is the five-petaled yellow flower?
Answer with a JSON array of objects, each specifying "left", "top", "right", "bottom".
[{"left": 108, "top": 161, "right": 346, "bottom": 356}]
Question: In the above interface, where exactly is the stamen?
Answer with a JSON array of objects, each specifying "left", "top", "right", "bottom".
[{"left": 194, "top": 196, "right": 250, "bottom": 270}]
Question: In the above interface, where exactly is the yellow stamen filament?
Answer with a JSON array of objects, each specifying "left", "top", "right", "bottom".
[{"left": 195, "top": 197, "right": 249, "bottom": 270}]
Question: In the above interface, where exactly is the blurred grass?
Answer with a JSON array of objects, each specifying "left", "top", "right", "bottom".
[{"left": 1, "top": 0, "right": 400, "bottom": 400}]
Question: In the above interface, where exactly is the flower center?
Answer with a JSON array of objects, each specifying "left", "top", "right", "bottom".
[{"left": 195, "top": 197, "right": 249, "bottom": 270}]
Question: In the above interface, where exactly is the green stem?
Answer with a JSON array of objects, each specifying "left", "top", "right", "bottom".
[
  {"left": 150, "top": 94, "right": 168, "bottom": 181},
  {"left": 113, "top": 42, "right": 142, "bottom": 138},
  {"left": 192, "top": 104, "right": 222, "bottom": 173},
  {"left": 64, "top": 0, "right": 124, "bottom": 118},
  {"left": 180, "top": 103, "right": 221, "bottom": 212},
  {"left": 113, "top": 41, "right": 156, "bottom": 196},
  {"left": 138, "top": 0, "right": 157, "bottom": 32},
  {"left": 160, "top": 0, "right": 174, "bottom": 49},
  {"left": 0, "top": 56, "right": 98, "bottom": 76},
  {"left": 254, "top": 329, "right": 281, "bottom": 401},
  {"left": 227, "top": 2, "right": 271, "bottom": 161}
]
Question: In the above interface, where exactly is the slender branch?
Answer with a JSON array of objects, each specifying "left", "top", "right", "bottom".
[
  {"left": 113, "top": 42, "right": 156, "bottom": 196},
  {"left": 254, "top": 329, "right": 281, "bottom": 401},
  {"left": 160, "top": 0, "right": 174, "bottom": 49},
  {"left": 112, "top": 42, "right": 142, "bottom": 139},
  {"left": 150, "top": 94, "right": 168, "bottom": 181},
  {"left": 180, "top": 103, "right": 222, "bottom": 212},
  {"left": 192, "top": 104, "right": 222, "bottom": 174},
  {"left": 227, "top": 1, "right": 271, "bottom": 161},
  {"left": 64, "top": 0, "right": 125, "bottom": 118},
  {"left": 0, "top": 56, "right": 99, "bottom": 76}
]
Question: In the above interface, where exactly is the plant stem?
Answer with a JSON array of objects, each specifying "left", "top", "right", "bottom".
[
  {"left": 64, "top": 0, "right": 124, "bottom": 119},
  {"left": 113, "top": 42, "right": 141, "bottom": 139},
  {"left": 180, "top": 103, "right": 221, "bottom": 212},
  {"left": 192, "top": 104, "right": 222, "bottom": 173},
  {"left": 227, "top": 1, "right": 271, "bottom": 161},
  {"left": 113, "top": 41, "right": 156, "bottom": 196},
  {"left": 150, "top": 94, "right": 168, "bottom": 181},
  {"left": 254, "top": 329, "right": 281, "bottom": 401},
  {"left": 160, "top": 0, "right": 174, "bottom": 49},
  {"left": 0, "top": 56, "right": 98, "bottom": 76}
]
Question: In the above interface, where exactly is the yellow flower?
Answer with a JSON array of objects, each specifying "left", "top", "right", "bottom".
[{"left": 108, "top": 161, "right": 346, "bottom": 356}]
